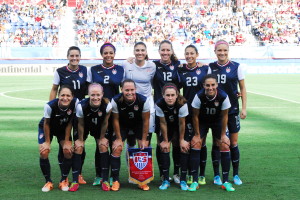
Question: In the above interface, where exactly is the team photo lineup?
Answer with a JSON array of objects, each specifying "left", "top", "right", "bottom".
[{"left": 38, "top": 39, "right": 247, "bottom": 193}]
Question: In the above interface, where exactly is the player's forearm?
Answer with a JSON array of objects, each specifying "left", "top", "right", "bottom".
[
  {"left": 160, "top": 121, "right": 168, "bottom": 142},
  {"left": 64, "top": 122, "right": 72, "bottom": 141},
  {"left": 78, "top": 118, "right": 84, "bottom": 141},
  {"left": 179, "top": 117, "right": 185, "bottom": 140}
]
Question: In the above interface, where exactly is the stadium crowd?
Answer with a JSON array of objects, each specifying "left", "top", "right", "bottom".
[
  {"left": 0, "top": 0, "right": 299, "bottom": 47},
  {"left": 248, "top": 2, "right": 300, "bottom": 45},
  {"left": 0, "top": 0, "right": 64, "bottom": 47},
  {"left": 75, "top": 1, "right": 251, "bottom": 47}
]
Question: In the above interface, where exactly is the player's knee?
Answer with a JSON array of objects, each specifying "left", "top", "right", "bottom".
[
  {"left": 63, "top": 150, "right": 72, "bottom": 159},
  {"left": 40, "top": 149, "right": 49, "bottom": 159},
  {"left": 99, "top": 145, "right": 108, "bottom": 153},
  {"left": 112, "top": 146, "right": 123, "bottom": 157}
]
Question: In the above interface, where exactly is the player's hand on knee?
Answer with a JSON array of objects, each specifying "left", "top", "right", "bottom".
[
  {"left": 74, "top": 140, "right": 84, "bottom": 153},
  {"left": 160, "top": 141, "right": 170, "bottom": 153},
  {"left": 63, "top": 140, "right": 73, "bottom": 155},
  {"left": 40, "top": 142, "right": 51, "bottom": 154},
  {"left": 180, "top": 140, "right": 190, "bottom": 153},
  {"left": 112, "top": 138, "right": 123, "bottom": 151}
]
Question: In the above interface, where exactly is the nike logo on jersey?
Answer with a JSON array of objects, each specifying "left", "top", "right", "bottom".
[
  {"left": 121, "top": 107, "right": 126, "bottom": 110},
  {"left": 213, "top": 69, "right": 218, "bottom": 72},
  {"left": 158, "top": 67, "right": 162, "bottom": 69},
  {"left": 183, "top": 72, "right": 187, "bottom": 75},
  {"left": 65, "top": 75, "right": 71, "bottom": 78},
  {"left": 97, "top": 71, "right": 102, "bottom": 73},
  {"left": 55, "top": 115, "right": 60, "bottom": 117}
]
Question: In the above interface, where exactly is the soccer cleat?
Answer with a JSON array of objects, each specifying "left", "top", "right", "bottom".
[
  {"left": 92, "top": 177, "right": 102, "bottom": 186},
  {"left": 233, "top": 175, "right": 243, "bottom": 185},
  {"left": 101, "top": 181, "right": 110, "bottom": 191},
  {"left": 159, "top": 180, "right": 170, "bottom": 190},
  {"left": 109, "top": 177, "right": 113, "bottom": 187},
  {"left": 214, "top": 175, "right": 223, "bottom": 186},
  {"left": 222, "top": 182, "right": 235, "bottom": 192},
  {"left": 187, "top": 175, "right": 193, "bottom": 185},
  {"left": 68, "top": 183, "right": 79, "bottom": 192},
  {"left": 58, "top": 180, "right": 69, "bottom": 191},
  {"left": 138, "top": 184, "right": 150, "bottom": 191},
  {"left": 42, "top": 182, "right": 53, "bottom": 192},
  {"left": 180, "top": 181, "right": 188, "bottom": 191},
  {"left": 111, "top": 181, "right": 120, "bottom": 191},
  {"left": 187, "top": 182, "right": 199, "bottom": 192},
  {"left": 173, "top": 174, "right": 180, "bottom": 184},
  {"left": 198, "top": 176, "right": 206, "bottom": 185},
  {"left": 78, "top": 174, "right": 87, "bottom": 184}
]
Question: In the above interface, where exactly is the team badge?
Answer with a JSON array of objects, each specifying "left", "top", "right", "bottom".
[
  {"left": 196, "top": 69, "right": 201, "bottom": 75},
  {"left": 214, "top": 101, "right": 219, "bottom": 107},
  {"left": 169, "top": 65, "right": 174, "bottom": 70},
  {"left": 98, "top": 111, "right": 102, "bottom": 117},
  {"left": 133, "top": 152, "right": 148, "bottom": 170},
  {"left": 112, "top": 69, "right": 117, "bottom": 75},
  {"left": 226, "top": 67, "right": 231, "bottom": 73},
  {"left": 67, "top": 109, "right": 72, "bottom": 115},
  {"left": 134, "top": 105, "right": 139, "bottom": 111},
  {"left": 79, "top": 72, "right": 83, "bottom": 78},
  {"left": 174, "top": 109, "right": 177, "bottom": 114}
]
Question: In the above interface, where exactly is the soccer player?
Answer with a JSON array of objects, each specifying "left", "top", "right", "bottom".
[
  {"left": 126, "top": 40, "right": 181, "bottom": 183},
  {"left": 87, "top": 43, "right": 125, "bottom": 186},
  {"left": 177, "top": 44, "right": 211, "bottom": 186},
  {"left": 209, "top": 40, "right": 247, "bottom": 185},
  {"left": 123, "top": 42, "right": 156, "bottom": 142},
  {"left": 155, "top": 83, "right": 189, "bottom": 190},
  {"left": 74, "top": 83, "right": 112, "bottom": 191},
  {"left": 153, "top": 40, "right": 181, "bottom": 183},
  {"left": 192, "top": 74, "right": 235, "bottom": 192},
  {"left": 110, "top": 79, "right": 151, "bottom": 191},
  {"left": 39, "top": 85, "right": 79, "bottom": 192},
  {"left": 49, "top": 46, "right": 88, "bottom": 185}
]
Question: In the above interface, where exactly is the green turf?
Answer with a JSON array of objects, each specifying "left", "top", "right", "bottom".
[{"left": 0, "top": 75, "right": 299, "bottom": 200}]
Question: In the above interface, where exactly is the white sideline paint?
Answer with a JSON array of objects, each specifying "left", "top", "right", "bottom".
[
  {"left": 0, "top": 88, "right": 47, "bottom": 103},
  {"left": 248, "top": 91, "right": 300, "bottom": 104}
]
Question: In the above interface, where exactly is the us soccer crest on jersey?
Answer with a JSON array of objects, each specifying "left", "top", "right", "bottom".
[{"left": 128, "top": 148, "right": 154, "bottom": 186}]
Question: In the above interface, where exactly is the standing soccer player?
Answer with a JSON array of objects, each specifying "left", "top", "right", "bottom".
[
  {"left": 39, "top": 85, "right": 79, "bottom": 192},
  {"left": 155, "top": 83, "right": 190, "bottom": 191},
  {"left": 153, "top": 40, "right": 182, "bottom": 183},
  {"left": 74, "top": 83, "right": 112, "bottom": 192},
  {"left": 209, "top": 40, "right": 247, "bottom": 185},
  {"left": 49, "top": 46, "right": 88, "bottom": 185},
  {"left": 87, "top": 43, "right": 125, "bottom": 186},
  {"left": 110, "top": 79, "right": 151, "bottom": 191},
  {"left": 177, "top": 44, "right": 211, "bottom": 186},
  {"left": 192, "top": 74, "right": 235, "bottom": 192}
]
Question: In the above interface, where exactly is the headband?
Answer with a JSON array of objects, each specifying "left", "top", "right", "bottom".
[{"left": 214, "top": 41, "right": 229, "bottom": 50}]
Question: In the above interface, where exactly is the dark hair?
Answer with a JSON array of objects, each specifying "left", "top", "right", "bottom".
[
  {"left": 185, "top": 44, "right": 198, "bottom": 54},
  {"left": 67, "top": 46, "right": 81, "bottom": 57},
  {"left": 162, "top": 83, "right": 187, "bottom": 106},
  {"left": 100, "top": 43, "right": 116, "bottom": 55},
  {"left": 159, "top": 40, "right": 178, "bottom": 62},
  {"left": 134, "top": 42, "right": 149, "bottom": 60},
  {"left": 121, "top": 79, "right": 136, "bottom": 88},
  {"left": 58, "top": 85, "right": 74, "bottom": 96},
  {"left": 202, "top": 74, "right": 218, "bottom": 84}
]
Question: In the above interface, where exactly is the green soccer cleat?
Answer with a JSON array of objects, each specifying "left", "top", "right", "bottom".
[
  {"left": 109, "top": 177, "right": 113, "bottom": 187},
  {"left": 198, "top": 176, "right": 206, "bottom": 185},
  {"left": 187, "top": 182, "right": 199, "bottom": 192},
  {"left": 222, "top": 182, "right": 235, "bottom": 192},
  {"left": 187, "top": 175, "right": 193, "bottom": 185},
  {"left": 92, "top": 177, "right": 102, "bottom": 186}
]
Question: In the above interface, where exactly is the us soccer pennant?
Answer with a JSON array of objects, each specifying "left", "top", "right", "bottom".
[{"left": 128, "top": 148, "right": 154, "bottom": 186}]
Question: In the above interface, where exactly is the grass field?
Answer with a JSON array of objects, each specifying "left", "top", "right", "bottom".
[{"left": 0, "top": 74, "right": 299, "bottom": 200}]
